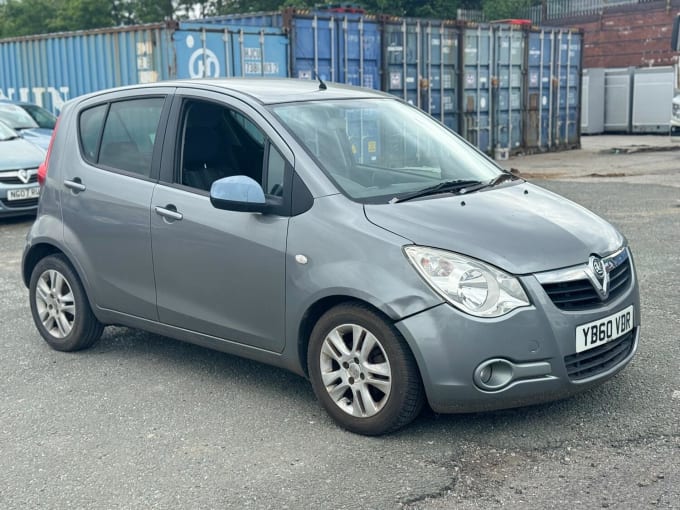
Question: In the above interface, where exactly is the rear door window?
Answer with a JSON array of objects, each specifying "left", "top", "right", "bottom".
[
  {"left": 78, "top": 97, "right": 165, "bottom": 178},
  {"left": 98, "top": 98, "right": 164, "bottom": 177}
]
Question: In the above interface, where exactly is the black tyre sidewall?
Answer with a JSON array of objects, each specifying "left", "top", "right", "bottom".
[
  {"left": 29, "top": 254, "right": 101, "bottom": 352},
  {"left": 308, "top": 304, "right": 423, "bottom": 435}
]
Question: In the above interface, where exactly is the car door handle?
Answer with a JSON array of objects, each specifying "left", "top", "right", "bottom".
[
  {"left": 64, "top": 178, "right": 86, "bottom": 193},
  {"left": 155, "top": 206, "right": 183, "bottom": 222}
]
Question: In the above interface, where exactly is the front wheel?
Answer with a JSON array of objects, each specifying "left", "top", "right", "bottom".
[
  {"left": 308, "top": 303, "right": 424, "bottom": 435},
  {"left": 29, "top": 254, "right": 104, "bottom": 352}
]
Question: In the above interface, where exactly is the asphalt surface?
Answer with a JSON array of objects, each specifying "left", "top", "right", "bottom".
[{"left": 1, "top": 143, "right": 679, "bottom": 509}]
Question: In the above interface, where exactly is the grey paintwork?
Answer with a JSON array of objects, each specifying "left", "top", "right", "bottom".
[
  {"left": 364, "top": 183, "right": 625, "bottom": 274},
  {"left": 397, "top": 266, "right": 640, "bottom": 412},
  {"left": 22, "top": 79, "right": 641, "bottom": 413},
  {"left": 151, "top": 184, "right": 288, "bottom": 353}
]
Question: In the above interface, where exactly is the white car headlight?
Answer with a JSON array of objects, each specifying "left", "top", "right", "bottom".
[{"left": 404, "top": 246, "right": 530, "bottom": 318}]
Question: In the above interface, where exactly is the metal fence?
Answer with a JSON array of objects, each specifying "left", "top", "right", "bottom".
[{"left": 520, "top": 0, "right": 659, "bottom": 22}]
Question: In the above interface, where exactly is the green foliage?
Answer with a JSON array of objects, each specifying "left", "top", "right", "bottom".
[
  {"left": 0, "top": 0, "right": 542, "bottom": 39},
  {"left": 0, "top": 0, "right": 61, "bottom": 37},
  {"left": 482, "top": 0, "right": 532, "bottom": 20}
]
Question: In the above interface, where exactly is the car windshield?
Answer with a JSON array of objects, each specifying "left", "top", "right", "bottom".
[
  {"left": 271, "top": 98, "right": 502, "bottom": 203},
  {"left": 22, "top": 104, "right": 57, "bottom": 129},
  {"left": 0, "top": 121, "right": 19, "bottom": 141},
  {"left": 0, "top": 103, "right": 39, "bottom": 130}
]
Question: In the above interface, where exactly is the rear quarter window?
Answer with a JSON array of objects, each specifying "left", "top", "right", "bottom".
[{"left": 79, "top": 104, "right": 108, "bottom": 163}]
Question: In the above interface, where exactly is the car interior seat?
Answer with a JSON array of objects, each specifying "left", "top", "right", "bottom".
[{"left": 182, "top": 102, "right": 240, "bottom": 191}]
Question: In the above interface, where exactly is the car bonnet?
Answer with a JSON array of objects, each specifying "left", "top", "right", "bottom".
[
  {"left": 363, "top": 182, "right": 624, "bottom": 275},
  {"left": 0, "top": 138, "right": 46, "bottom": 171}
]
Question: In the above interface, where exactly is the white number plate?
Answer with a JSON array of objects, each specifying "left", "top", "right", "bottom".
[
  {"left": 7, "top": 186, "right": 40, "bottom": 201},
  {"left": 576, "top": 305, "right": 634, "bottom": 354}
]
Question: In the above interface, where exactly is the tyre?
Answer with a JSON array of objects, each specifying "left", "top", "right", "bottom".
[
  {"left": 29, "top": 254, "right": 104, "bottom": 352},
  {"left": 308, "top": 303, "right": 424, "bottom": 435}
]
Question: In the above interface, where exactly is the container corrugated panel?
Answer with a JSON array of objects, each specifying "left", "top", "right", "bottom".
[
  {"left": 524, "top": 27, "right": 582, "bottom": 152},
  {"left": 553, "top": 29, "right": 581, "bottom": 148},
  {"left": 461, "top": 25, "right": 493, "bottom": 154},
  {"left": 494, "top": 24, "right": 524, "bottom": 152},
  {"left": 0, "top": 24, "right": 174, "bottom": 113},
  {"left": 190, "top": 12, "right": 381, "bottom": 90},
  {"left": 173, "top": 23, "right": 288, "bottom": 79},
  {"left": 525, "top": 29, "right": 554, "bottom": 151},
  {"left": 336, "top": 16, "right": 380, "bottom": 89},
  {"left": 383, "top": 19, "right": 459, "bottom": 132}
]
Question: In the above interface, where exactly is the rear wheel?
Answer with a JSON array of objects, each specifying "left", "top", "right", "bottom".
[
  {"left": 308, "top": 303, "right": 424, "bottom": 435},
  {"left": 29, "top": 254, "right": 103, "bottom": 352}
]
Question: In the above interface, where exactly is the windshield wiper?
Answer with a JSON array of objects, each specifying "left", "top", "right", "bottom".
[{"left": 390, "top": 179, "right": 485, "bottom": 203}]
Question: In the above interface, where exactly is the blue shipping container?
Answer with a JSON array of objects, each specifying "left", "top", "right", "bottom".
[
  {"left": 188, "top": 12, "right": 381, "bottom": 90},
  {"left": 494, "top": 24, "right": 524, "bottom": 152},
  {"left": 173, "top": 22, "right": 288, "bottom": 79},
  {"left": 383, "top": 19, "right": 459, "bottom": 132},
  {"left": 0, "top": 22, "right": 289, "bottom": 113},
  {"left": 461, "top": 25, "right": 493, "bottom": 154},
  {"left": 526, "top": 29, "right": 554, "bottom": 150},
  {"left": 0, "top": 24, "right": 174, "bottom": 113},
  {"left": 525, "top": 27, "right": 582, "bottom": 151},
  {"left": 554, "top": 29, "right": 581, "bottom": 147}
]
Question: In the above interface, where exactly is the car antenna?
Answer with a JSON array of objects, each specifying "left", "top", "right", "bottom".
[{"left": 312, "top": 69, "right": 327, "bottom": 90}]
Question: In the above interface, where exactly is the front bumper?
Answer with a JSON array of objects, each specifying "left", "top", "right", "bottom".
[
  {"left": 0, "top": 174, "right": 40, "bottom": 217},
  {"left": 395, "top": 260, "right": 640, "bottom": 414}
]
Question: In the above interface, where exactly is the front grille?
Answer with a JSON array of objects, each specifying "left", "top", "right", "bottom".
[
  {"left": 0, "top": 197, "right": 39, "bottom": 208},
  {"left": 542, "top": 258, "right": 632, "bottom": 311},
  {"left": 0, "top": 173, "right": 38, "bottom": 184},
  {"left": 564, "top": 329, "right": 635, "bottom": 381}
]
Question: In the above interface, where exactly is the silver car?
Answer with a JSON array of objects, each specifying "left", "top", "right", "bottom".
[
  {"left": 0, "top": 120, "right": 44, "bottom": 217},
  {"left": 22, "top": 80, "right": 640, "bottom": 435}
]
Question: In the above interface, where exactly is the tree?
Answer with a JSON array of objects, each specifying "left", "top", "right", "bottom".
[
  {"left": 482, "top": 0, "right": 532, "bottom": 20},
  {"left": 0, "top": 0, "right": 62, "bottom": 37}
]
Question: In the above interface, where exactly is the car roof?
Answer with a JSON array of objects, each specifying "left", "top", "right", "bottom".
[{"left": 79, "top": 78, "right": 393, "bottom": 105}]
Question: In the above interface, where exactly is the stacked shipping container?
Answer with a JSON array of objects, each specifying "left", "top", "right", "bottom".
[{"left": 0, "top": 11, "right": 583, "bottom": 155}]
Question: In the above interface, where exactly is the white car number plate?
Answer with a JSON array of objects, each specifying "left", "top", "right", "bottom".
[
  {"left": 576, "top": 305, "right": 634, "bottom": 353},
  {"left": 7, "top": 186, "right": 40, "bottom": 201}
]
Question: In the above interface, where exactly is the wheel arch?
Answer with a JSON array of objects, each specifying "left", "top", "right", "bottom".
[
  {"left": 22, "top": 242, "right": 63, "bottom": 287},
  {"left": 23, "top": 242, "right": 100, "bottom": 321},
  {"left": 296, "top": 295, "right": 408, "bottom": 378}
]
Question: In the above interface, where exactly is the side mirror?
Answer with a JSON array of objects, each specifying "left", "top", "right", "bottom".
[
  {"left": 673, "top": 14, "right": 680, "bottom": 52},
  {"left": 210, "top": 175, "right": 270, "bottom": 213}
]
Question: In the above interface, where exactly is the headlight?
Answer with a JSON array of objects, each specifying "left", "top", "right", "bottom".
[
  {"left": 673, "top": 103, "right": 680, "bottom": 120},
  {"left": 404, "top": 246, "right": 530, "bottom": 318}
]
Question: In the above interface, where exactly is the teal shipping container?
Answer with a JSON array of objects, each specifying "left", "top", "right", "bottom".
[{"left": 0, "top": 21, "right": 289, "bottom": 113}]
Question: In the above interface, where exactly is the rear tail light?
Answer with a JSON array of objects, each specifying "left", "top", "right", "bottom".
[{"left": 38, "top": 117, "right": 59, "bottom": 186}]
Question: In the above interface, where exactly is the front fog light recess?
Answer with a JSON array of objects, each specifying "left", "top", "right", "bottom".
[{"left": 404, "top": 246, "right": 530, "bottom": 318}]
